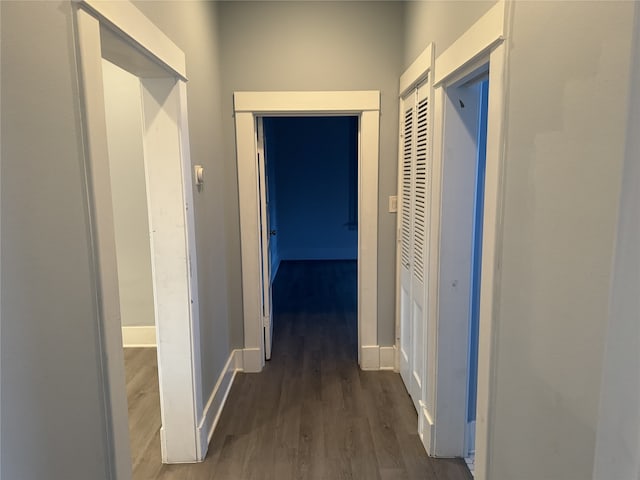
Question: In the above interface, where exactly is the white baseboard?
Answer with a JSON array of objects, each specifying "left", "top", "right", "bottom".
[
  {"left": 242, "top": 347, "right": 262, "bottom": 373},
  {"left": 419, "top": 403, "right": 435, "bottom": 454},
  {"left": 122, "top": 325, "right": 156, "bottom": 347},
  {"left": 361, "top": 345, "right": 398, "bottom": 370},
  {"left": 379, "top": 346, "right": 396, "bottom": 370},
  {"left": 196, "top": 349, "right": 244, "bottom": 460},
  {"left": 361, "top": 345, "right": 380, "bottom": 370}
]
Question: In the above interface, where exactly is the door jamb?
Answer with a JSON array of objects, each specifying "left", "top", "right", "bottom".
[
  {"left": 74, "top": 1, "right": 203, "bottom": 474},
  {"left": 428, "top": 3, "right": 510, "bottom": 480},
  {"left": 233, "top": 91, "right": 380, "bottom": 372}
]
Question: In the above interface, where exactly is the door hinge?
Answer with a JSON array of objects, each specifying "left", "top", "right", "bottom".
[{"left": 263, "top": 315, "right": 271, "bottom": 328}]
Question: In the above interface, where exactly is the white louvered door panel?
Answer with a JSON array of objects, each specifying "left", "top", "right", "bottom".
[
  {"left": 410, "top": 81, "right": 430, "bottom": 411},
  {"left": 399, "top": 91, "right": 416, "bottom": 395}
]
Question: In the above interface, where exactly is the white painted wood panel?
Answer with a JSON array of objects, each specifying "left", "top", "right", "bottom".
[
  {"left": 433, "top": 81, "right": 480, "bottom": 456},
  {"left": 399, "top": 91, "right": 416, "bottom": 395},
  {"left": 81, "top": 0, "right": 187, "bottom": 80},
  {"left": 74, "top": 11, "right": 133, "bottom": 479},
  {"left": 141, "top": 78, "right": 198, "bottom": 462},
  {"left": 256, "top": 118, "right": 274, "bottom": 360},
  {"left": 234, "top": 91, "right": 379, "bottom": 113}
]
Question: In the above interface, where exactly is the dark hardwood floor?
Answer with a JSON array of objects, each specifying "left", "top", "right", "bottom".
[{"left": 124, "top": 260, "right": 472, "bottom": 479}]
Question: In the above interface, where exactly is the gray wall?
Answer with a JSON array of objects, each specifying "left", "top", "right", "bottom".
[
  {"left": 218, "top": 1, "right": 404, "bottom": 347},
  {"left": 102, "top": 59, "right": 155, "bottom": 328},
  {"left": 593, "top": 6, "right": 640, "bottom": 480},
  {"left": 403, "top": 1, "right": 497, "bottom": 69},
  {"left": 492, "top": 2, "right": 633, "bottom": 479},
  {"left": 1, "top": 2, "right": 110, "bottom": 478},
  {"left": 133, "top": 1, "right": 231, "bottom": 403}
]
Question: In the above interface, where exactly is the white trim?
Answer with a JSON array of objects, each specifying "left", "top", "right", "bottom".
[
  {"left": 242, "top": 348, "right": 263, "bottom": 373},
  {"left": 233, "top": 349, "right": 245, "bottom": 371},
  {"left": 122, "top": 326, "right": 156, "bottom": 347},
  {"left": 399, "top": 43, "right": 434, "bottom": 97},
  {"left": 196, "top": 349, "right": 243, "bottom": 459},
  {"left": 79, "top": 0, "right": 187, "bottom": 80},
  {"left": 140, "top": 77, "right": 199, "bottom": 464},
  {"left": 75, "top": 11, "right": 132, "bottom": 479},
  {"left": 360, "top": 345, "right": 381, "bottom": 370},
  {"left": 433, "top": 1, "right": 506, "bottom": 87},
  {"left": 233, "top": 91, "right": 379, "bottom": 113},
  {"left": 474, "top": 41, "right": 509, "bottom": 480},
  {"left": 379, "top": 346, "right": 397, "bottom": 371},
  {"left": 233, "top": 92, "right": 380, "bottom": 370},
  {"left": 419, "top": 403, "right": 435, "bottom": 454}
]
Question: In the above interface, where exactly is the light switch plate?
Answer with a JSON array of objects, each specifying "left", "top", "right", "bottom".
[{"left": 389, "top": 195, "right": 398, "bottom": 213}]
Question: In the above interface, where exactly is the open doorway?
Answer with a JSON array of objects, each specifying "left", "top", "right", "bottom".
[
  {"left": 259, "top": 117, "right": 359, "bottom": 362},
  {"left": 435, "top": 65, "right": 490, "bottom": 478},
  {"left": 75, "top": 3, "right": 205, "bottom": 471},
  {"left": 233, "top": 91, "right": 380, "bottom": 373},
  {"left": 101, "top": 58, "right": 161, "bottom": 473}
]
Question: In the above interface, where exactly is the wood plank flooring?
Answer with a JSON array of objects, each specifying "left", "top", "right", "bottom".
[{"left": 124, "top": 260, "right": 472, "bottom": 480}]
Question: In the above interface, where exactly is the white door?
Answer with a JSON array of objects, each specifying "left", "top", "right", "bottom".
[
  {"left": 410, "top": 83, "right": 430, "bottom": 409},
  {"left": 256, "top": 117, "right": 274, "bottom": 360},
  {"left": 398, "top": 81, "right": 430, "bottom": 412},
  {"left": 399, "top": 91, "right": 416, "bottom": 398}
]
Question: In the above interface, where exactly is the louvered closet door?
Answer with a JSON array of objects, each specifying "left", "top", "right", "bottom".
[
  {"left": 409, "top": 82, "right": 430, "bottom": 410},
  {"left": 398, "top": 80, "right": 431, "bottom": 413},
  {"left": 399, "top": 91, "right": 416, "bottom": 395}
]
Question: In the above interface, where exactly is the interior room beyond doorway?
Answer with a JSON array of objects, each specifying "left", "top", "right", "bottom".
[{"left": 262, "top": 116, "right": 359, "bottom": 361}]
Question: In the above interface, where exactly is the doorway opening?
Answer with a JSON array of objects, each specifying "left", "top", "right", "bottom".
[
  {"left": 101, "top": 58, "right": 161, "bottom": 471},
  {"left": 259, "top": 116, "right": 359, "bottom": 362},
  {"left": 233, "top": 91, "right": 380, "bottom": 373},
  {"left": 75, "top": 4, "right": 204, "bottom": 471},
  {"left": 437, "top": 64, "right": 490, "bottom": 476}
]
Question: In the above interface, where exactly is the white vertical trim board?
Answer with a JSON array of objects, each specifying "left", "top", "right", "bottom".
[
  {"left": 197, "top": 349, "right": 244, "bottom": 459},
  {"left": 121, "top": 326, "right": 157, "bottom": 347},
  {"left": 74, "top": 10, "right": 133, "bottom": 479},
  {"left": 474, "top": 41, "right": 509, "bottom": 480},
  {"left": 233, "top": 91, "right": 380, "bottom": 371}
]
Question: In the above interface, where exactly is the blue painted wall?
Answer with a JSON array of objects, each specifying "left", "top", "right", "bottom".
[
  {"left": 468, "top": 79, "right": 489, "bottom": 423},
  {"left": 263, "top": 117, "right": 358, "bottom": 262}
]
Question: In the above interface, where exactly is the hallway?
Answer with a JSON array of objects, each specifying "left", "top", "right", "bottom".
[{"left": 126, "top": 261, "right": 472, "bottom": 479}]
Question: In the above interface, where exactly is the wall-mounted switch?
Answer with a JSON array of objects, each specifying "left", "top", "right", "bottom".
[
  {"left": 389, "top": 195, "right": 398, "bottom": 213},
  {"left": 194, "top": 165, "right": 204, "bottom": 186}
]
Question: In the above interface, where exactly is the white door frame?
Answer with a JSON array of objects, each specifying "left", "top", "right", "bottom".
[
  {"left": 234, "top": 91, "right": 380, "bottom": 372},
  {"left": 74, "top": 1, "right": 204, "bottom": 474},
  {"left": 427, "top": 2, "right": 509, "bottom": 479}
]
